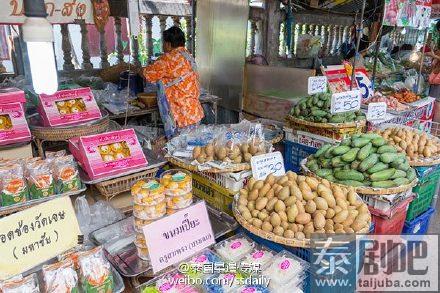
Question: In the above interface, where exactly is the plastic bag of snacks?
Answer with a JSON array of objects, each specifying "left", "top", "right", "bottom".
[
  {"left": 27, "top": 161, "right": 55, "bottom": 200},
  {"left": 1, "top": 274, "right": 40, "bottom": 293},
  {"left": 42, "top": 259, "right": 79, "bottom": 292},
  {"left": 78, "top": 246, "right": 114, "bottom": 293},
  {"left": 0, "top": 164, "right": 28, "bottom": 206},
  {"left": 52, "top": 155, "right": 81, "bottom": 193}
]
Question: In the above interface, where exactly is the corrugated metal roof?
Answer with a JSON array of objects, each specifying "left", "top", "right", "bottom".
[{"left": 139, "top": 0, "right": 192, "bottom": 16}]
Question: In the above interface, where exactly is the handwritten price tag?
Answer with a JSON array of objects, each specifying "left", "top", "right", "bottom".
[
  {"left": 251, "top": 151, "right": 286, "bottom": 180},
  {"left": 367, "top": 102, "right": 387, "bottom": 121},
  {"left": 308, "top": 76, "right": 328, "bottom": 95},
  {"left": 331, "top": 90, "right": 361, "bottom": 114},
  {"left": 143, "top": 201, "right": 215, "bottom": 273}
]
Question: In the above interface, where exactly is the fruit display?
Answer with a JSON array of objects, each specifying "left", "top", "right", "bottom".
[
  {"left": 289, "top": 93, "right": 366, "bottom": 123},
  {"left": 235, "top": 172, "right": 371, "bottom": 240},
  {"left": 305, "top": 133, "right": 417, "bottom": 189},
  {"left": 390, "top": 89, "right": 420, "bottom": 104},
  {"left": 364, "top": 93, "right": 410, "bottom": 112},
  {"left": 374, "top": 127, "right": 440, "bottom": 163},
  {"left": 192, "top": 138, "right": 267, "bottom": 164}
]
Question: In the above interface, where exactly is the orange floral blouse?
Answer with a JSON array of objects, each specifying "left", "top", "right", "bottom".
[{"left": 143, "top": 47, "right": 204, "bottom": 128}]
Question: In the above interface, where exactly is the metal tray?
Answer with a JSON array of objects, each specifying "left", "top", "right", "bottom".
[
  {"left": 0, "top": 185, "right": 87, "bottom": 217},
  {"left": 89, "top": 203, "right": 238, "bottom": 277}
]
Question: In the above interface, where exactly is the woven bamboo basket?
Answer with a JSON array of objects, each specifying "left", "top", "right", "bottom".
[
  {"left": 167, "top": 156, "right": 251, "bottom": 173},
  {"left": 94, "top": 168, "right": 159, "bottom": 200},
  {"left": 301, "top": 158, "right": 418, "bottom": 195},
  {"left": 29, "top": 111, "right": 110, "bottom": 141},
  {"left": 269, "top": 131, "right": 284, "bottom": 144},
  {"left": 233, "top": 204, "right": 371, "bottom": 248},
  {"left": 286, "top": 115, "right": 367, "bottom": 129}
]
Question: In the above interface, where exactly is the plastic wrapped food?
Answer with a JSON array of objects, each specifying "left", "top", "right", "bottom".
[
  {"left": 27, "top": 161, "right": 55, "bottom": 200},
  {"left": 136, "top": 232, "right": 147, "bottom": 247},
  {"left": 262, "top": 250, "right": 308, "bottom": 288},
  {"left": 166, "top": 192, "right": 193, "bottom": 210},
  {"left": 239, "top": 245, "right": 275, "bottom": 268},
  {"left": 52, "top": 155, "right": 81, "bottom": 193},
  {"left": 161, "top": 170, "right": 192, "bottom": 196},
  {"left": 204, "top": 273, "right": 244, "bottom": 293},
  {"left": 133, "top": 201, "right": 166, "bottom": 220},
  {"left": 45, "top": 150, "right": 67, "bottom": 159},
  {"left": 131, "top": 180, "right": 166, "bottom": 206},
  {"left": 58, "top": 248, "right": 82, "bottom": 270},
  {"left": 140, "top": 271, "right": 200, "bottom": 293},
  {"left": 135, "top": 238, "right": 149, "bottom": 261},
  {"left": 78, "top": 247, "right": 114, "bottom": 293},
  {"left": 133, "top": 217, "right": 157, "bottom": 233},
  {"left": 178, "top": 249, "right": 222, "bottom": 278},
  {"left": 0, "top": 164, "right": 28, "bottom": 206},
  {"left": 42, "top": 259, "right": 78, "bottom": 293},
  {"left": 1, "top": 274, "right": 40, "bottom": 293},
  {"left": 237, "top": 285, "right": 270, "bottom": 293},
  {"left": 214, "top": 234, "right": 255, "bottom": 262}
]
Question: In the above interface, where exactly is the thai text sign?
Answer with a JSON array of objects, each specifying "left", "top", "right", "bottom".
[
  {"left": 367, "top": 102, "right": 387, "bottom": 121},
  {"left": 251, "top": 151, "right": 286, "bottom": 180},
  {"left": 0, "top": 0, "right": 94, "bottom": 24},
  {"left": 308, "top": 76, "right": 328, "bottom": 95},
  {"left": 0, "top": 197, "right": 81, "bottom": 280},
  {"left": 143, "top": 201, "right": 215, "bottom": 273},
  {"left": 331, "top": 90, "right": 361, "bottom": 114}
]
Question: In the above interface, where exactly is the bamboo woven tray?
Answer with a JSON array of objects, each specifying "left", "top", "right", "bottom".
[
  {"left": 233, "top": 204, "right": 370, "bottom": 249},
  {"left": 94, "top": 168, "right": 159, "bottom": 200},
  {"left": 28, "top": 110, "right": 110, "bottom": 141},
  {"left": 301, "top": 158, "right": 418, "bottom": 195},
  {"left": 269, "top": 131, "right": 284, "bottom": 144},
  {"left": 167, "top": 156, "right": 251, "bottom": 173},
  {"left": 286, "top": 115, "right": 366, "bottom": 129}
]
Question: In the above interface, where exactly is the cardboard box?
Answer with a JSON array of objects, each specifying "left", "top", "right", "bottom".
[
  {"left": 68, "top": 137, "right": 82, "bottom": 163},
  {"left": 77, "top": 129, "right": 148, "bottom": 180},
  {"left": 0, "top": 87, "right": 26, "bottom": 105},
  {"left": 38, "top": 87, "right": 102, "bottom": 127},
  {"left": 0, "top": 142, "right": 33, "bottom": 160},
  {"left": 0, "top": 103, "right": 31, "bottom": 146}
]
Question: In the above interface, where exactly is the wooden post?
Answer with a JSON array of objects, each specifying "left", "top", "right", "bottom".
[
  {"left": 99, "top": 30, "right": 110, "bottom": 68},
  {"left": 185, "top": 16, "right": 192, "bottom": 53},
  {"left": 159, "top": 15, "right": 167, "bottom": 52},
  {"left": 250, "top": 19, "right": 257, "bottom": 56},
  {"left": 79, "top": 20, "right": 93, "bottom": 69},
  {"left": 265, "top": 0, "right": 282, "bottom": 64},
  {"left": 132, "top": 36, "right": 141, "bottom": 66},
  {"left": 145, "top": 15, "right": 154, "bottom": 60},
  {"left": 115, "top": 16, "right": 124, "bottom": 64},
  {"left": 60, "top": 24, "right": 74, "bottom": 71},
  {"left": 172, "top": 16, "right": 181, "bottom": 27}
]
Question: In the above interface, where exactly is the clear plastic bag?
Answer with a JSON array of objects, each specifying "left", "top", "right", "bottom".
[
  {"left": 52, "top": 155, "right": 81, "bottom": 193},
  {"left": 0, "top": 164, "right": 28, "bottom": 207},
  {"left": 78, "top": 247, "right": 114, "bottom": 292},
  {"left": 1, "top": 274, "right": 39, "bottom": 293},
  {"left": 42, "top": 259, "right": 78, "bottom": 293},
  {"left": 27, "top": 161, "right": 55, "bottom": 200}
]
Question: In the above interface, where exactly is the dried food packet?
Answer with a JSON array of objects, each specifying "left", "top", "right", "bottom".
[
  {"left": 1, "top": 273, "right": 40, "bottom": 293},
  {"left": 78, "top": 247, "right": 114, "bottom": 293},
  {"left": 27, "top": 161, "right": 55, "bottom": 200},
  {"left": 42, "top": 259, "right": 79, "bottom": 293},
  {"left": 0, "top": 164, "right": 28, "bottom": 206},
  {"left": 53, "top": 156, "right": 81, "bottom": 193}
]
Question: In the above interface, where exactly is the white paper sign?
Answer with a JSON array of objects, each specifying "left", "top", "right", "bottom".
[
  {"left": 355, "top": 71, "right": 373, "bottom": 101},
  {"left": 331, "top": 90, "right": 361, "bottom": 114},
  {"left": 296, "top": 131, "right": 335, "bottom": 149},
  {"left": 367, "top": 102, "right": 387, "bottom": 121},
  {"left": 143, "top": 201, "right": 215, "bottom": 273},
  {"left": 251, "top": 151, "right": 286, "bottom": 180},
  {"left": 308, "top": 76, "right": 328, "bottom": 95}
]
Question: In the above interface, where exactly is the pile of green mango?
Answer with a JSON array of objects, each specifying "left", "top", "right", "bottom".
[
  {"left": 290, "top": 93, "right": 366, "bottom": 123},
  {"left": 305, "top": 133, "right": 417, "bottom": 188}
]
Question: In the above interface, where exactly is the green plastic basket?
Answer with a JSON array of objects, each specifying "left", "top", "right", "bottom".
[{"left": 406, "top": 169, "right": 440, "bottom": 221}]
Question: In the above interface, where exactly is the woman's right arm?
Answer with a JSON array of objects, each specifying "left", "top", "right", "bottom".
[{"left": 142, "top": 57, "right": 168, "bottom": 83}]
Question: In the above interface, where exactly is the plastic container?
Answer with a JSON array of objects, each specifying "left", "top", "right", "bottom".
[
  {"left": 213, "top": 233, "right": 255, "bottom": 262},
  {"left": 160, "top": 169, "right": 192, "bottom": 196},
  {"left": 166, "top": 192, "right": 193, "bottom": 210},
  {"left": 236, "top": 285, "right": 271, "bottom": 293},
  {"left": 204, "top": 272, "right": 244, "bottom": 293},
  {"left": 133, "top": 200, "right": 166, "bottom": 220},
  {"left": 370, "top": 196, "right": 413, "bottom": 234},
  {"left": 239, "top": 244, "right": 276, "bottom": 268},
  {"left": 131, "top": 179, "right": 165, "bottom": 206},
  {"left": 284, "top": 140, "right": 317, "bottom": 172},
  {"left": 133, "top": 216, "right": 157, "bottom": 233},
  {"left": 177, "top": 249, "right": 222, "bottom": 278},
  {"left": 134, "top": 239, "right": 149, "bottom": 261},
  {"left": 137, "top": 269, "right": 200, "bottom": 292},
  {"left": 135, "top": 232, "right": 147, "bottom": 247},
  {"left": 406, "top": 168, "right": 440, "bottom": 221},
  {"left": 402, "top": 207, "right": 435, "bottom": 235}
]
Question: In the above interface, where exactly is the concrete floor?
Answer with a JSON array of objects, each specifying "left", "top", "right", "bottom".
[{"left": 428, "top": 194, "right": 440, "bottom": 234}]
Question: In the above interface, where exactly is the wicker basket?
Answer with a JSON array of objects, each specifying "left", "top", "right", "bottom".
[
  {"left": 167, "top": 156, "right": 251, "bottom": 173},
  {"left": 94, "top": 168, "right": 158, "bottom": 200}
]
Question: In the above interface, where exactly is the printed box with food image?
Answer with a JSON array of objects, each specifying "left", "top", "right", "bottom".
[
  {"left": 76, "top": 129, "right": 148, "bottom": 180},
  {"left": 0, "top": 103, "right": 31, "bottom": 146},
  {"left": 37, "top": 87, "right": 102, "bottom": 127}
]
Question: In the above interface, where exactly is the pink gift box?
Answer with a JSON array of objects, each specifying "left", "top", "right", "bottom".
[
  {"left": 77, "top": 129, "right": 148, "bottom": 180},
  {"left": 38, "top": 87, "right": 102, "bottom": 127},
  {"left": 0, "top": 87, "right": 26, "bottom": 105},
  {"left": 0, "top": 102, "right": 31, "bottom": 146},
  {"left": 68, "top": 137, "right": 83, "bottom": 163}
]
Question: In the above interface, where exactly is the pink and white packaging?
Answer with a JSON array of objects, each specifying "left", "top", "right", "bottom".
[
  {"left": 0, "top": 87, "right": 26, "bottom": 105},
  {"left": 77, "top": 129, "right": 148, "bottom": 180},
  {"left": 38, "top": 87, "right": 102, "bottom": 127},
  {"left": 0, "top": 103, "right": 31, "bottom": 146},
  {"left": 68, "top": 137, "right": 83, "bottom": 164}
]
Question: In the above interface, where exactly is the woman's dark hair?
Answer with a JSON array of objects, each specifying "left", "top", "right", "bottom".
[{"left": 163, "top": 26, "right": 186, "bottom": 48}]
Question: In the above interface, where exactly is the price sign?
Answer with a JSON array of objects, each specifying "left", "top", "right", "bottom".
[
  {"left": 367, "top": 102, "right": 387, "bottom": 121},
  {"left": 0, "top": 197, "right": 81, "bottom": 280},
  {"left": 308, "top": 76, "right": 328, "bottom": 95},
  {"left": 251, "top": 151, "right": 286, "bottom": 180},
  {"left": 355, "top": 70, "right": 373, "bottom": 101},
  {"left": 331, "top": 90, "right": 361, "bottom": 114},
  {"left": 143, "top": 201, "right": 215, "bottom": 273}
]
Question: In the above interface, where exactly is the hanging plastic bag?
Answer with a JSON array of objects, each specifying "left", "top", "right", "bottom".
[{"left": 157, "top": 81, "right": 177, "bottom": 139}]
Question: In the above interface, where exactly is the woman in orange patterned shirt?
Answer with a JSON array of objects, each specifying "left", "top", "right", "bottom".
[{"left": 143, "top": 27, "right": 204, "bottom": 137}]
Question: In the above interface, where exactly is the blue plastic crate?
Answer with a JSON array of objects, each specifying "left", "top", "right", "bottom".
[
  {"left": 284, "top": 140, "right": 317, "bottom": 173},
  {"left": 402, "top": 207, "right": 435, "bottom": 235}
]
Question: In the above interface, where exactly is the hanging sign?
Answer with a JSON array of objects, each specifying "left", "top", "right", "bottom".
[
  {"left": 308, "top": 76, "right": 328, "bottom": 95},
  {"left": 355, "top": 69, "right": 373, "bottom": 102},
  {"left": 143, "top": 201, "right": 215, "bottom": 273},
  {"left": 331, "top": 90, "right": 361, "bottom": 114},
  {"left": 0, "top": 197, "right": 81, "bottom": 280},
  {"left": 0, "top": 0, "right": 94, "bottom": 25},
  {"left": 367, "top": 102, "right": 388, "bottom": 121},
  {"left": 251, "top": 151, "right": 286, "bottom": 180}
]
